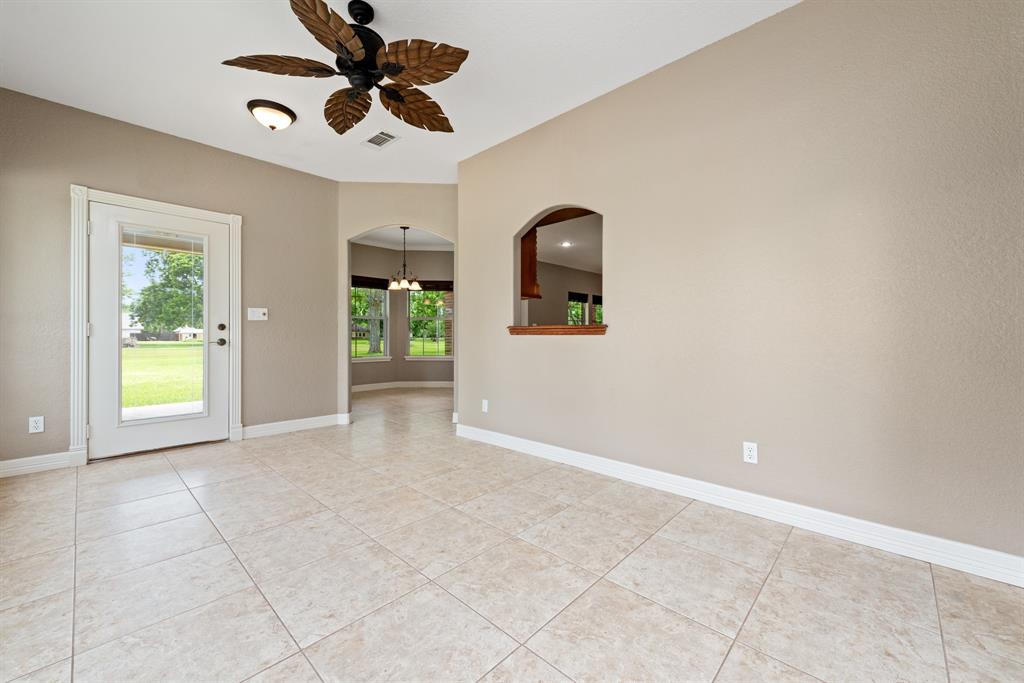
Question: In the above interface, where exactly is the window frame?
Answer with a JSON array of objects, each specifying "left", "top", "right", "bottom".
[
  {"left": 350, "top": 286, "right": 390, "bottom": 362},
  {"left": 406, "top": 290, "right": 454, "bottom": 360}
]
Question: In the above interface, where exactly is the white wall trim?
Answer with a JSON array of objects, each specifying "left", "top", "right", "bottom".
[
  {"left": 352, "top": 381, "right": 454, "bottom": 393},
  {"left": 86, "top": 189, "right": 239, "bottom": 224},
  {"left": 70, "top": 185, "right": 243, "bottom": 454},
  {"left": 242, "top": 413, "right": 350, "bottom": 439},
  {"left": 403, "top": 356, "right": 454, "bottom": 362},
  {"left": 352, "top": 356, "right": 392, "bottom": 363},
  {"left": 229, "top": 214, "right": 243, "bottom": 441},
  {"left": 456, "top": 424, "right": 1024, "bottom": 588},
  {"left": 69, "top": 186, "right": 89, "bottom": 453},
  {"left": 0, "top": 450, "right": 89, "bottom": 478}
]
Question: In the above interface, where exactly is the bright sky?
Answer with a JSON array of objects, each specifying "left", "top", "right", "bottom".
[{"left": 121, "top": 246, "right": 152, "bottom": 304}]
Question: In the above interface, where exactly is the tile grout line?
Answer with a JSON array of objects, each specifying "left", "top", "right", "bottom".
[
  {"left": 320, "top": 523, "right": 532, "bottom": 680},
  {"left": 75, "top": 499, "right": 199, "bottom": 543},
  {"left": 280, "top": 514, "right": 519, "bottom": 674},
  {"left": 930, "top": 563, "right": 952, "bottom": 683},
  {"left": 173, "top": 464, "right": 319, "bottom": 682},
  {"left": 74, "top": 513, "right": 224, "bottom": 586},
  {"left": 491, "top": 498, "right": 701, "bottom": 680},
  {"left": 709, "top": 526, "right": 824, "bottom": 683},
  {"left": 70, "top": 464, "right": 79, "bottom": 683}
]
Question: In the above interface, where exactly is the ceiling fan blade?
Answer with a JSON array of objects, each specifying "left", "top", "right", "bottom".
[
  {"left": 222, "top": 55, "right": 337, "bottom": 77},
  {"left": 290, "top": 0, "right": 365, "bottom": 61},
  {"left": 376, "top": 39, "right": 469, "bottom": 86},
  {"left": 378, "top": 84, "right": 453, "bottom": 133},
  {"left": 324, "top": 87, "right": 372, "bottom": 135}
]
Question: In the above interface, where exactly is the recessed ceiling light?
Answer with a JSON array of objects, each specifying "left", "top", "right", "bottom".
[
  {"left": 559, "top": 241, "right": 574, "bottom": 248},
  {"left": 247, "top": 99, "right": 296, "bottom": 131}
]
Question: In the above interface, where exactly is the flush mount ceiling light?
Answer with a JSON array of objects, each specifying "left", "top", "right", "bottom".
[
  {"left": 559, "top": 241, "right": 574, "bottom": 248},
  {"left": 247, "top": 99, "right": 296, "bottom": 130},
  {"left": 224, "top": 0, "right": 469, "bottom": 136},
  {"left": 388, "top": 226, "right": 422, "bottom": 291}
]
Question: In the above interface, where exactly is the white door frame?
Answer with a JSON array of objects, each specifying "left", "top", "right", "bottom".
[{"left": 69, "top": 185, "right": 243, "bottom": 461}]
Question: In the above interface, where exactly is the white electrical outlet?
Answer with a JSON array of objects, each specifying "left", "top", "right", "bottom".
[
  {"left": 247, "top": 307, "right": 268, "bottom": 321},
  {"left": 481, "top": 399, "right": 489, "bottom": 413},
  {"left": 28, "top": 416, "right": 44, "bottom": 434},
  {"left": 743, "top": 441, "right": 758, "bottom": 464}
]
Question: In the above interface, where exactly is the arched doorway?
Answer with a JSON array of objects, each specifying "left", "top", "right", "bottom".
[{"left": 347, "top": 225, "right": 456, "bottom": 424}]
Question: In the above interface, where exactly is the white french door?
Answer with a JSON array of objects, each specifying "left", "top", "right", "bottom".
[{"left": 88, "top": 202, "right": 231, "bottom": 458}]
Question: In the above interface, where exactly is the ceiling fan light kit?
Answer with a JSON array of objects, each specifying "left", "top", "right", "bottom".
[
  {"left": 246, "top": 99, "right": 297, "bottom": 131},
  {"left": 224, "top": 0, "right": 468, "bottom": 136}
]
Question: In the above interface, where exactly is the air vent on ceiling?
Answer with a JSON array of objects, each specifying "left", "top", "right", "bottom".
[{"left": 361, "top": 131, "right": 399, "bottom": 149}]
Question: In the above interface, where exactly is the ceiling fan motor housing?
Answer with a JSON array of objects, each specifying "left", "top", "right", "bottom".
[{"left": 340, "top": 24, "right": 385, "bottom": 91}]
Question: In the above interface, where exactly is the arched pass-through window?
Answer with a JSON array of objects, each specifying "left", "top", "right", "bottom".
[{"left": 510, "top": 207, "right": 606, "bottom": 335}]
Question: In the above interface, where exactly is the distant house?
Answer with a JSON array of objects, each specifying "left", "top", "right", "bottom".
[
  {"left": 174, "top": 326, "right": 203, "bottom": 341},
  {"left": 121, "top": 312, "right": 142, "bottom": 344}
]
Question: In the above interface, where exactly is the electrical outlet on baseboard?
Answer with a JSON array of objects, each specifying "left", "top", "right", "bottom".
[
  {"left": 743, "top": 441, "right": 758, "bottom": 464},
  {"left": 481, "top": 399, "right": 489, "bottom": 413},
  {"left": 29, "top": 416, "right": 44, "bottom": 434}
]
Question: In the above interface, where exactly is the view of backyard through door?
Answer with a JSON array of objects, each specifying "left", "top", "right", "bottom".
[{"left": 121, "top": 227, "right": 205, "bottom": 420}]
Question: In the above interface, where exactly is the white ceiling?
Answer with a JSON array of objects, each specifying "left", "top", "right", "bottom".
[
  {"left": 351, "top": 225, "right": 453, "bottom": 251},
  {"left": 0, "top": 1, "right": 796, "bottom": 183},
  {"left": 537, "top": 214, "right": 603, "bottom": 274}
]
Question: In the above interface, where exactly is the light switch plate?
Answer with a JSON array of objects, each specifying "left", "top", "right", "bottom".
[{"left": 247, "top": 307, "right": 268, "bottom": 321}]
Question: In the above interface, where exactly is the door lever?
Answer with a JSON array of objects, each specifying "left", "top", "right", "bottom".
[{"left": 210, "top": 338, "right": 227, "bottom": 346}]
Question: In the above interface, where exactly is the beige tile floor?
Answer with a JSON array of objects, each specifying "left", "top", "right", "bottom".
[{"left": 1, "top": 388, "right": 1021, "bottom": 682}]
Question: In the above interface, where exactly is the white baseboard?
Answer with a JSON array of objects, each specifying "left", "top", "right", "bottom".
[
  {"left": 352, "top": 381, "right": 453, "bottom": 393},
  {"left": 456, "top": 424, "right": 1024, "bottom": 588},
  {"left": 242, "top": 413, "right": 350, "bottom": 439},
  {"left": 452, "top": 412, "right": 459, "bottom": 424},
  {"left": 0, "top": 448, "right": 88, "bottom": 478}
]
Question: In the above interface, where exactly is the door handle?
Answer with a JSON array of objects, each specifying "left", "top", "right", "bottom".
[{"left": 210, "top": 338, "right": 227, "bottom": 346}]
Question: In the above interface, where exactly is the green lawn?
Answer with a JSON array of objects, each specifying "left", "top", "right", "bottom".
[
  {"left": 351, "top": 338, "right": 450, "bottom": 358},
  {"left": 121, "top": 341, "right": 202, "bottom": 407}
]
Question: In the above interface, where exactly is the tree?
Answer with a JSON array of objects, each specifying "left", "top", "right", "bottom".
[
  {"left": 351, "top": 287, "right": 385, "bottom": 354},
  {"left": 130, "top": 251, "right": 204, "bottom": 332}
]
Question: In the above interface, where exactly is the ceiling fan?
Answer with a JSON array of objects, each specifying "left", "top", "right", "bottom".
[{"left": 224, "top": 0, "right": 468, "bottom": 135}]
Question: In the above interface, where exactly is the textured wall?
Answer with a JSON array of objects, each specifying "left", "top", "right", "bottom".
[
  {"left": 456, "top": 1, "right": 1024, "bottom": 553},
  {"left": 0, "top": 89, "right": 339, "bottom": 459}
]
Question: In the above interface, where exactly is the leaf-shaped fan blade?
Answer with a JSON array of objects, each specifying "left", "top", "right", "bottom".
[
  {"left": 290, "top": 0, "right": 364, "bottom": 61},
  {"left": 324, "top": 88, "right": 371, "bottom": 135},
  {"left": 376, "top": 39, "right": 469, "bottom": 86},
  {"left": 378, "top": 84, "right": 453, "bottom": 133},
  {"left": 222, "top": 55, "right": 337, "bottom": 77}
]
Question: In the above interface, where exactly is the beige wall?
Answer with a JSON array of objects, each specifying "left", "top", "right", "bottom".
[
  {"left": 337, "top": 183, "right": 457, "bottom": 413},
  {"left": 527, "top": 261, "right": 603, "bottom": 326},
  {"left": 350, "top": 243, "right": 454, "bottom": 385},
  {"left": 0, "top": 89, "right": 339, "bottom": 460},
  {"left": 457, "top": 0, "right": 1024, "bottom": 554}
]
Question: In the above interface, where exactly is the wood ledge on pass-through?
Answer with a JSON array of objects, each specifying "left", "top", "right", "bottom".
[{"left": 507, "top": 325, "right": 607, "bottom": 335}]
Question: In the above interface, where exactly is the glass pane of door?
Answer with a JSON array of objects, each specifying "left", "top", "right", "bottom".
[{"left": 120, "top": 226, "right": 206, "bottom": 421}]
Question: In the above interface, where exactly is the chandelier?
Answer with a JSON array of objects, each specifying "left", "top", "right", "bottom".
[{"left": 388, "top": 226, "right": 421, "bottom": 291}]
